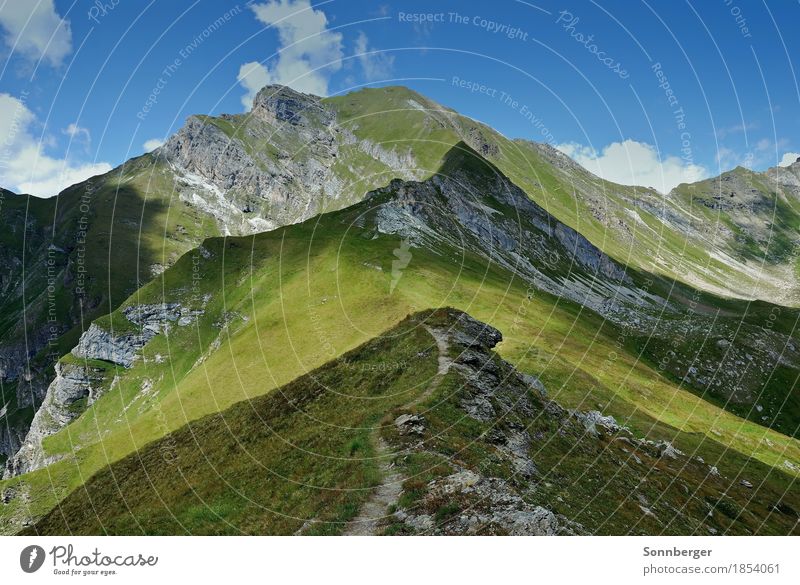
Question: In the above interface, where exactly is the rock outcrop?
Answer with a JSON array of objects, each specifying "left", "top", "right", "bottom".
[
  {"left": 381, "top": 310, "right": 585, "bottom": 534},
  {"left": 4, "top": 362, "right": 105, "bottom": 477},
  {"left": 367, "top": 146, "right": 656, "bottom": 332},
  {"left": 157, "top": 85, "right": 345, "bottom": 234},
  {"left": 4, "top": 303, "right": 202, "bottom": 478},
  {"left": 71, "top": 303, "right": 203, "bottom": 368},
  {"left": 394, "top": 470, "right": 581, "bottom": 535},
  {"left": 71, "top": 323, "right": 155, "bottom": 368},
  {"left": 382, "top": 309, "right": 743, "bottom": 536}
]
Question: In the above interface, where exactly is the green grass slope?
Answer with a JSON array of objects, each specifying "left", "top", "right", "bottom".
[
  {"left": 4, "top": 82, "right": 797, "bottom": 463},
  {"left": 0, "top": 158, "right": 221, "bottom": 459},
  {"left": 24, "top": 310, "right": 799, "bottom": 535},
  {"left": 1, "top": 146, "right": 798, "bottom": 534}
]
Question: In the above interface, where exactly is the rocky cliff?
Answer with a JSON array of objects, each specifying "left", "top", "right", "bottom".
[
  {"left": 156, "top": 85, "right": 345, "bottom": 234},
  {"left": 367, "top": 145, "right": 654, "bottom": 331},
  {"left": 3, "top": 362, "right": 106, "bottom": 477},
  {"left": 4, "top": 302, "right": 202, "bottom": 477}
]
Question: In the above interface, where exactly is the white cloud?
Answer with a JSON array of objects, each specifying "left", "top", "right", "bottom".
[
  {"left": 237, "top": 61, "right": 271, "bottom": 109},
  {"left": 63, "top": 122, "right": 90, "bottom": 142},
  {"left": 779, "top": 152, "right": 800, "bottom": 167},
  {"left": 715, "top": 122, "right": 758, "bottom": 140},
  {"left": 0, "top": 92, "right": 35, "bottom": 139},
  {"left": 143, "top": 138, "right": 164, "bottom": 152},
  {"left": 755, "top": 138, "right": 772, "bottom": 152},
  {"left": 238, "top": 0, "right": 343, "bottom": 108},
  {"left": 717, "top": 139, "right": 791, "bottom": 170},
  {"left": 0, "top": 0, "right": 72, "bottom": 66},
  {"left": 355, "top": 31, "right": 393, "bottom": 80},
  {"left": 557, "top": 140, "right": 709, "bottom": 194},
  {"left": 13, "top": 148, "right": 111, "bottom": 197},
  {"left": 0, "top": 93, "right": 111, "bottom": 198}
]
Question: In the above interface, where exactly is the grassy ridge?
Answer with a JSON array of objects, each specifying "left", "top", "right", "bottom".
[
  {"left": 25, "top": 316, "right": 439, "bottom": 535},
  {"left": 2, "top": 194, "right": 798, "bottom": 532},
  {"left": 25, "top": 309, "right": 799, "bottom": 535}
]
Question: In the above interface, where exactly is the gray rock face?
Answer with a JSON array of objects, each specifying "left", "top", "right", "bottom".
[
  {"left": 123, "top": 302, "right": 182, "bottom": 326},
  {"left": 0, "top": 418, "right": 27, "bottom": 469},
  {"left": 553, "top": 221, "right": 629, "bottom": 282},
  {"left": 157, "top": 85, "right": 345, "bottom": 234},
  {"left": 395, "top": 470, "right": 582, "bottom": 535},
  {"left": 643, "top": 440, "right": 684, "bottom": 460},
  {"left": 359, "top": 138, "right": 419, "bottom": 173},
  {"left": 71, "top": 303, "right": 203, "bottom": 368},
  {"left": 0, "top": 337, "right": 59, "bottom": 463},
  {"left": 0, "top": 335, "right": 63, "bottom": 464},
  {"left": 368, "top": 159, "right": 654, "bottom": 332},
  {"left": 72, "top": 324, "right": 155, "bottom": 368},
  {"left": 394, "top": 413, "right": 426, "bottom": 436},
  {"left": 574, "top": 410, "right": 626, "bottom": 436},
  {"left": 251, "top": 84, "right": 334, "bottom": 128},
  {"left": 155, "top": 85, "right": 456, "bottom": 239},
  {"left": 125, "top": 302, "right": 204, "bottom": 328},
  {"left": 4, "top": 362, "right": 105, "bottom": 477},
  {"left": 5, "top": 302, "right": 201, "bottom": 477}
]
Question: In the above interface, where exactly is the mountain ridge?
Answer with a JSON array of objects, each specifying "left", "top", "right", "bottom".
[
  {"left": 1, "top": 85, "right": 799, "bottom": 534},
  {"left": 21, "top": 309, "right": 800, "bottom": 536},
  {"left": 1, "top": 141, "right": 798, "bottom": 535}
]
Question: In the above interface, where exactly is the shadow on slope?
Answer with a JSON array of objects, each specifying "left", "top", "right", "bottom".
[
  {"left": 24, "top": 310, "right": 799, "bottom": 536},
  {"left": 0, "top": 158, "right": 216, "bottom": 459}
]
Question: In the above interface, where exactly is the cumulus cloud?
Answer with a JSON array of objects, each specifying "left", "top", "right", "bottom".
[
  {"left": 0, "top": 0, "right": 72, "bottom": 66},
  {"left": 716, "top": 138, "right": 791, "bottom": 170},
  {"left": 557, "top": 139, "right": 709, "bottom": 193},
  {"left": 238, "top": 0, "right": 343, "bottom": 108},
  {"left": 63, "top": 122, "right": 90, "bottom": 143},
  {"left": 779, "top": 152, "right": 800, "bottom": 167},
  {"left": 355, "top": 31, "right": 393, "bottom": 80},
  {"left": 237, "top": 61, "right": 272, "bottom": 109},
  {"left": 143, "top": 138, "right": 165, "bottom": 152},
  {"left": 0, "top": 93, "right": 111, "bottom": 198}
]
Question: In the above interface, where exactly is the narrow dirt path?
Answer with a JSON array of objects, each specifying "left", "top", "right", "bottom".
[
  {"left": 409, "top": 325, "right": 453, "bottom": 407},
  {"left": 430, "top": 326, "right": 454, "bottom": 375},
  {"left": 343, "top": 325, "right": 452, "bottom": 535},
  {"left": 341, "top": 437, "right": 404, "bottom": 536}
]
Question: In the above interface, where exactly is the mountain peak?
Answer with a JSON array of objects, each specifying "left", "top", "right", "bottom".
[
  {"left": 436, "top": 141, "right": 504, "bottom": 180},
  {"left": 250, "top": 84, "right": 331, "bottom": 126}
]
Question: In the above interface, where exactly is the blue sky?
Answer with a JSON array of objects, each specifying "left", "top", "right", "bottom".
[{"left": 1, "top": 0, "right": 799, "bottom": 197}]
